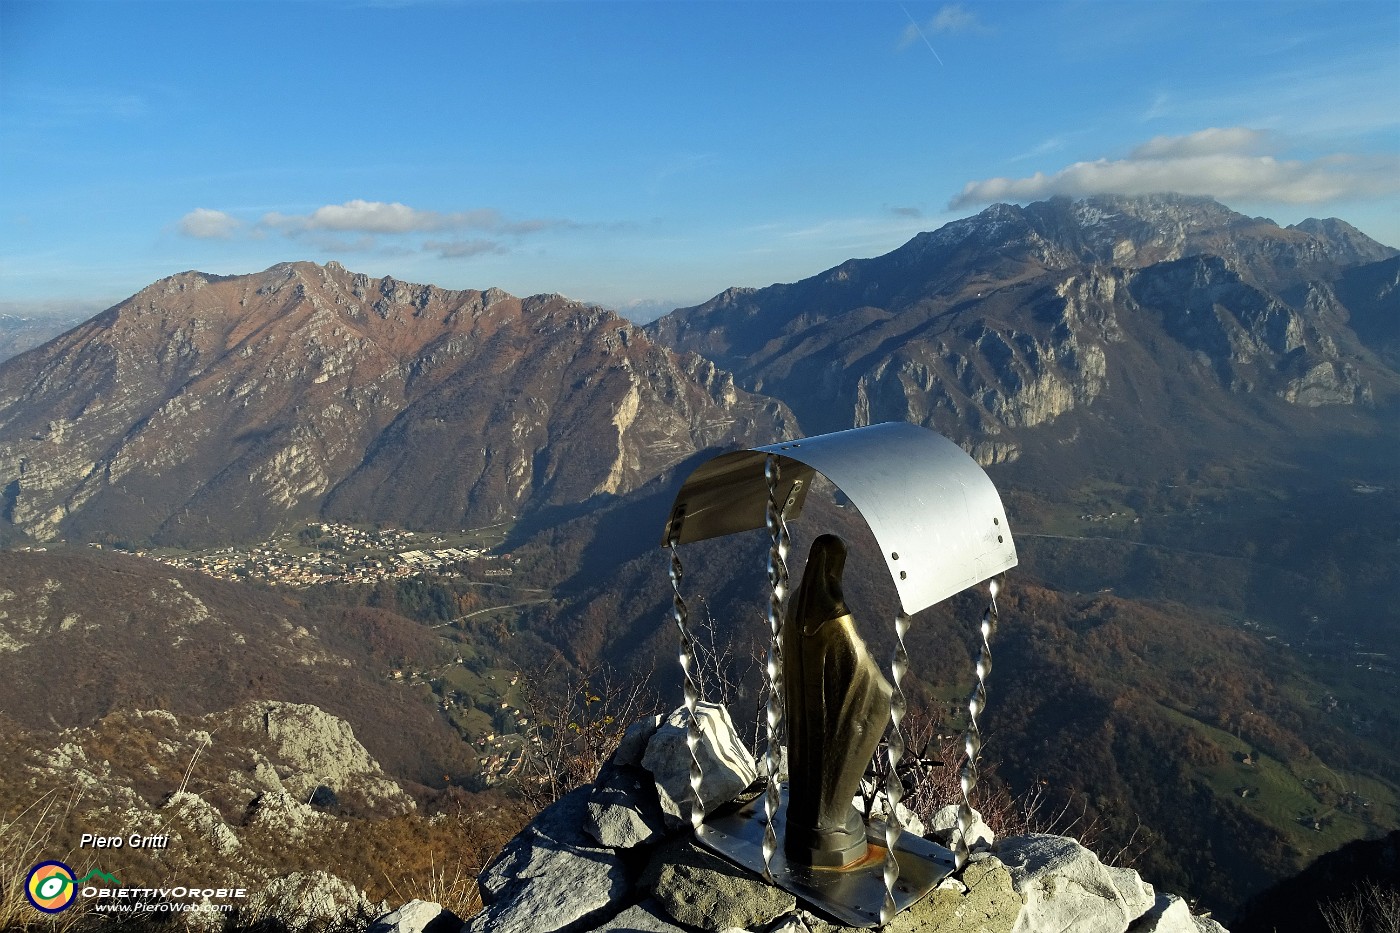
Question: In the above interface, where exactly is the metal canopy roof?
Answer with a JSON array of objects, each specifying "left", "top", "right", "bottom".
[{"left": 661, "top": 422, "right": 1017, "bottom": 616}]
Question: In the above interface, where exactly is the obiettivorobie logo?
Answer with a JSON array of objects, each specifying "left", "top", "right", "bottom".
[
  {"left": 24, "top": 862, "right": 121, "bottom": 913},
  {"left": 24, "top": 858, "right": 248, "bottom": 916}
]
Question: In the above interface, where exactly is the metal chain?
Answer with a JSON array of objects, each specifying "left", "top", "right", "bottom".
[
  {"left": 879, "top": 610, "right": 912, "bottom": 926},
  {"left": 956, "top": 577, "right": 1000, "bottom": 870},
  {"left": 761, "top": 454, "right": 791, "bottom": 882},
  {"left": 668, "top": 526, "right": 705, "bottom": 834}
]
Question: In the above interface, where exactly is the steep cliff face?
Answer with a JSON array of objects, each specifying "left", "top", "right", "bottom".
[
  {"left": 645, "top": 195, "right": 1398, "bottom": 463},
  {"left": 0, "top": 262, "right": 795, "bottom": 544},
  {"left": 1330, "top": 255, "right": 1400, "bottom": 366}
]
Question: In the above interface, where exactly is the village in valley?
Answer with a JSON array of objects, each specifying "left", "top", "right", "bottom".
[
  {"left": 92, "top": 520, "right": 544, "bottom": 786},
  {"left": 99, "top": 520, "right": 517, "bottom": 588}
]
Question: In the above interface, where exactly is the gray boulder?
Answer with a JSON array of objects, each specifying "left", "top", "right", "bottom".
[
  {"left": 998, "top": 834, "right": 1132, "bottom": 933},
  {"left": 614, "top": 715, "right": 664, "bottom": 767},
  {"left": 642, "top": 703, "right": 758, "bottom": 827},
  {"left": 642, "top": 837, "right": 796, "bottom": 931},
  {"left": 584, "top": 763, "right": 669, "bottom": 849},
  {"left": 578, "top": 899, "right": 695, "bottom": 932},
  {"left": 467, "top": 787, "right": 628, "bottom": 933}
]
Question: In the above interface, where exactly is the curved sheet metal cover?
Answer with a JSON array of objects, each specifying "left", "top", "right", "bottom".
[{"left": 662, "top": 422, "right": 1016, "bottom": 615}]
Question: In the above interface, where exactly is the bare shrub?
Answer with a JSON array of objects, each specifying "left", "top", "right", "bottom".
[
  {"left": 1321, "top": 879, "right": 1400, "bottom": 933},
  {"left": 515, "top": 661, "right": 662, "bottom": 809},
  {"left": 852, "top": 705, "right": 1150, "bottom": 868}
]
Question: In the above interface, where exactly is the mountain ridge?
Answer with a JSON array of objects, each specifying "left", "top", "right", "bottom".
[
  {"left": 644, "top": 194, "right": 1398, "bottom": 468},
  {"left": 0, "top": 261, "right": 795, "bottom": 546}
]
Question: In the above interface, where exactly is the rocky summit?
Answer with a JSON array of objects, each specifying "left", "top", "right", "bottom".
[
  {"left": 373, "top": 704, "right": 1229, "bottom": 933},
  {"left": 0, "top": 261, "right": 794, "bottom": 546}
]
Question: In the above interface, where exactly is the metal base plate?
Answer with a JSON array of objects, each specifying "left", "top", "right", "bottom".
[{"left": 696, "top": 790, "right": 956, "bottom": 928}]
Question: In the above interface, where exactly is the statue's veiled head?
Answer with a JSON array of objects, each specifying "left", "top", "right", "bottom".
[{"left": 794, "top": 533, "right": 851, "bottom": 634}]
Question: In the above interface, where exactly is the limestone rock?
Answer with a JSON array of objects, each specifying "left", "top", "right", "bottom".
[
  {"left": 163, "top": 790, "right": 241, "bottom": 854},
  {"left": 468, "top": 787, "right": 628, "bottom": 933},
  {"left": 997, "top": 834, "right": 1132, "bottom": 933},
  {"left": 248, "top": 870, "right": 377, "bottom": 930},
  {"left": 368, "top": 899, "right": 462, "bottom": 933},
  {"left": 1107, "top": 866, "right": 1156, "bottom": 924},
  {"left": 244, "top": 790, "right": 331, "bottom": 841},
  {"left": 642, "top": 703, "right": 758, "bottom": 826},
  {"left": 642, "top": 837, "right": 796, "bottom": 931},
  {"left": 858, "top": 790, "right": 927, "bottom": 838},
  {"left": 928, "top": 804, "right": 992, "bottom": 851},
  {"left": 886, "top": 855, "right": 1023, "bottom": 933},
  {"left": 222, "top": 701, "right": 412, "bottom": 812},
  {"left": 1128, "top": 894, "right": 1194, "bottom": 933}
]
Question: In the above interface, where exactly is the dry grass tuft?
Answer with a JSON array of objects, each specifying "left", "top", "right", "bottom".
[{"left": 0, "top": 791, "right": 86, "bottom": 933}]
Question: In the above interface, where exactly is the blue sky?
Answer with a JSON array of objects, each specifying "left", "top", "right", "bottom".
[{"left": 2, "top": 0, "right": 1397, "bottom": 321}]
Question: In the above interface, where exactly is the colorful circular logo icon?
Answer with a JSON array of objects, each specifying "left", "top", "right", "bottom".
[{"left": 25, "top": 861, "right": 77, "bottom": 913}]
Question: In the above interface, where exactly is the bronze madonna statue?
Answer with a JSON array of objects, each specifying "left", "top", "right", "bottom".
[{"left": 782, "top": 533, "right": 893, "bottom": 867}]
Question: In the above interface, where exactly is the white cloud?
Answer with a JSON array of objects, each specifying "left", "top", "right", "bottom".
[
  {"left": 425, "top": 239, "right": 505, "bottom": 259},
  {"left": 1140, "top": 91, "right": 1172, "bottom": 122},
  {"left": 898, "top": 4, "right": 986, "bottom": 54},
  {"left": 951, "top": 127, "right": 1400, "bottom": 209},
  {"left": 263, "top": 200, "right": 465, "bottom": 234},
  {"left": 1131, "top": 127, "right": 1267, "bottom": 159},
  {"left": 179, "top": 208, "right": 241, "bottom": 239},
  {"left": 1009, "top": 136, "right": 1068, "bottom": 163},
  {"left": 930, "top": 4, "right": 984, "bottom": 34},
  {"left": 260, "top": 200, "right": 569, "bottom": 238}
]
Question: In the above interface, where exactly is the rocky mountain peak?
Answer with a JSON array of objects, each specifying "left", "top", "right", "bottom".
[
  {"left": 0, "top": 262, "right": 793, "bottom": 544},
  {"left": 1289, "top": 217, "right": 1399, "bottom": 266},
  {"left": 646, "top": 194, "right": 1398, "bottom": 465}
]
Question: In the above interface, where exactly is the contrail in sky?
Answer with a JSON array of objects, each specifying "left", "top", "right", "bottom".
[{"left": 900, "top": 4, "right": 945, "bottom": 66}]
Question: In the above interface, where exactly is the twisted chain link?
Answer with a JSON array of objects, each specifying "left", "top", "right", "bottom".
[
  {"left": 668, "top": 528, "right": 705, "bottom": 833},
  {"left": 879, "top": 610, "right": 912, "bottom": 925},
  {"left": 761, "top": 454, "right": 791, "bottom": 882},
  {"left": 955, "top": 577, "right": 1000, "bottom": 871}
]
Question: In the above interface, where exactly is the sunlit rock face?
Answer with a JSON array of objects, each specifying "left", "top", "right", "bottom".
[
  {"left": 646, "top": 194, "right": 1398, "bottom": 464},
  {"left": 0, "top": 261, "right": 795, "bottom": 545}
]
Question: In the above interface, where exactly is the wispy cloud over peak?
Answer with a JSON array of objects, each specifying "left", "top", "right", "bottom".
[
  {"left": 1131, "top": 127, "right": 1267, "bottom": 159},
  {"left": 263, "top": 200, "right": 477, "bottom": 235},
  {"left": 425, "top": 239, "right": 505, "bottom": 259},
  {"left": 951, "top": 127, "right": 1400, "bottom": 209},
  {"left": 256, "top": 200, "right": 572, "bottom": 238}
]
